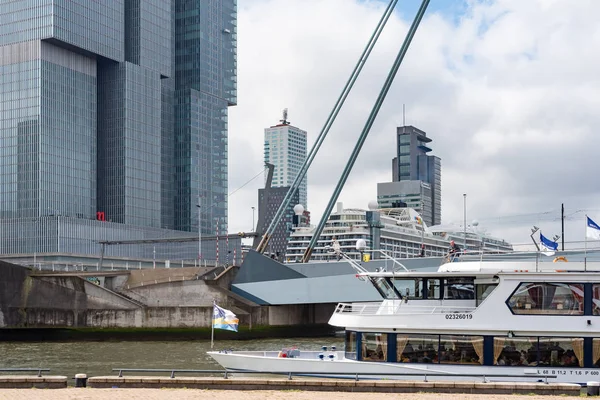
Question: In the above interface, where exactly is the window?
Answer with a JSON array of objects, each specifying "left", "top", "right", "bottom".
[
  {"left": 538, "top": 337, "right": 583, "bottom": 367},
  {"left": 372, "top": 278, "right": 399, "bottom": 299},
  {"left": 440, "top": 335, "right": 483, "bottom": 365},
  {"left": 476, "top": 283, "right": 497, "bottom": 306},
  {"left": 345, "top": 331, "right": 357, "bottom": 360},
  {"left": 507, "top": 283, "right": 584, "bottom": 315},
  {"left": 396, "top": 334, "right": 438, "bottom": 363},
  {"left": 494, "top": 337, "right": 538, "bottom": 366},
  {"left": 360, "top": 333, "right": 387, "bottom": 361},
  {"left": 444, "top": 278, "right": 475, "bottom": 300},
  {"left": 427, "top": 279, "right": 441, "bottom": 299},
  {"left": 392, "top": 278, "right": 423, "bottom": 299},
  {"left": 593, "top": 284, "right": 600, "bottom": 315}
]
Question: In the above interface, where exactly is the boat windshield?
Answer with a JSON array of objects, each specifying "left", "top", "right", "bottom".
[{"left": 371, "top": 277, "right": 400, "bottom": 299}]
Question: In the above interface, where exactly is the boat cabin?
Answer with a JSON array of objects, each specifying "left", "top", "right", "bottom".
[{"left": 331, "top": 260, "right": 600, "bottom": 371}]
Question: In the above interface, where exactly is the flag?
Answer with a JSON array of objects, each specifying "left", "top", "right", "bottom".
[
  {"left": 587, "top": 217, "right": 600, "bottom": 240},
  {"left": 540, "top": 232, "right": 558, "bottom": 251},
  {"left": 213, "top": 304, "right": 239, "bottom": 332}
]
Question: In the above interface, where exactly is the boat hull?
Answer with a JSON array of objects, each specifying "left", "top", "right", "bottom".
[{"left": 208, "top": 351, "right": 597, "bottom": 383}]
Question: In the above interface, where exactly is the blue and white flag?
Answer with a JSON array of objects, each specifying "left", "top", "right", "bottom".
[
  {"left": 213, "top": 304, "right": 239, "bottom": 332},
  {"left": 587, "top": 217, "right": 600, "bottom": 240},
  {"left": 540, "top": 232, "right": 558, "bottom": 252}
]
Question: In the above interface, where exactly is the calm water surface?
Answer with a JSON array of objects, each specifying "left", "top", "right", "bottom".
[{"left": 0, "top": 337, "right": 343, "bottom": 381}]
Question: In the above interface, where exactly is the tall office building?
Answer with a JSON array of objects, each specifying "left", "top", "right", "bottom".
[
  {"left": 378, "top": 126, "right": 441, "bottom": 226},
  {"left": 174, "top": 0, "right": 237, "bottom": 235},
  {"left": 0, "top": 1, "right": 237, "bottom": 258},
  {"left": 263, "top": 110, "right": 308, "bottom": 209}
]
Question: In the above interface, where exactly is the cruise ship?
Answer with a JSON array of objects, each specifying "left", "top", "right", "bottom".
[
  {"left": 429, "top": 223, "right": 513, "bottom": 254},
  {"left": 284, "top": 202, "right": 512, "bottom": 263}
]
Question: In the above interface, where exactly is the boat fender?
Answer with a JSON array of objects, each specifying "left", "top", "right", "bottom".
[{"left": 553, "top": 256, "right": 568, "bottom": 263}]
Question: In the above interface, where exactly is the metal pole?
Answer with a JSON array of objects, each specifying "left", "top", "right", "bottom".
[
  {"left": 463, "top": 194, "right": 467, "bottom": 251},
  {"left": 197, "top": 196, "right": 202, "bottom": 261},
  {"left": 302, "top": 0, "right": 431, "bottom": 262},
  {"left": 251, "top": 206, "right": 255, "bottom": 231},
  {"left": 153, "top": 246, "right": 156, "bottom": 269},
  {"left": 561, "top": 203, "right": 564, "bottom": 251},
  {"left": 256, "top": 0, "right": 400, "bottom": 254}
]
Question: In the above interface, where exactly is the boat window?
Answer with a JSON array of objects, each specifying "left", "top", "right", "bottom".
[
  {"left": 476, "top": 284, "right": 497, "bottom": 306},
  {"left": 345, "top": 331, "right": 357, "bottom": 360},
  {"left": 391, "top": 278, "right": 423, "bottom": 299},
  {"left": 592, "top": 339, "right": 600, "bottom": 367},
  {"left": 444, "top": 278, "right": 475, "bottom": 300},
  {"left": 371, "top": 278, "right": 399, "bottom": 299},
  {"left": 396, "top": 334, "right": 438, "bottom": 364},
  {"left": 507, "top": 283, "right": 584, "bottom": 315},
  {"left": 427, "top": 279, "right": 441, "bottom": 299},
  {"left": 440, "top": 335, "right": 483, "bottom": 365},
  {"left": 360, "top": 333, "right": 387, "bottom": 362},
  {"left": 592, "top": 284, "right": 600, "bottom": 315},
  {"left": 538, "top": 337, "right": 583, "bottom": 367},
  {"left": 494, "top": 337, "right": 538, "bottom": 366}
]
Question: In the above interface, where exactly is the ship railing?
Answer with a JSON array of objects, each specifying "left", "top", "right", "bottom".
[
  {"left": 334, "top": 302, "right": 477, "bottom": 316},
  {"left": 111, "top": 367, "right": 557, "bottom": 383}
]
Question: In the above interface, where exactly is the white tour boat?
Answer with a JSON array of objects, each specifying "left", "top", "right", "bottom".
[{"left": 209, "top": 251, "right": 600, "bottom": 383}]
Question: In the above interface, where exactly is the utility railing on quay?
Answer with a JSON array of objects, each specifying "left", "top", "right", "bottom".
[
  {"left": 111, "top": 367, "right": 557, "bottom": 384},
  {"left": 0, "top": 368, "right": 50, "bottom": 377},
  {"left": 334, "top": 302, "right": 477, "bottom": 316}
]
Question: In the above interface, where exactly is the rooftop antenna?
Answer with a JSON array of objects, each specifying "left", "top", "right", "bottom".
[
  {"left": 280, "top": 108, "right": 290, "bottom": 125},
  {"left": 402, "top": 103, "right": 406, "bottom": 126}
]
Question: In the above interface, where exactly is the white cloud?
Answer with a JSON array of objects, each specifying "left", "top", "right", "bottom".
[{"left": 227, "top": 0, "right": 600, "bottom": 247}]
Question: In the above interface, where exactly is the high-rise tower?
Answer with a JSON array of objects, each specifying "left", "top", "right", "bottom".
[
  {"left": 0, "top": 1, "right": 237, "bottom": 257},
  {"left": 378, "top": 125, "right": 441, "bottom": 226},
  {"left": 263, "top": 109, "right": 308, "bottom": 209}
]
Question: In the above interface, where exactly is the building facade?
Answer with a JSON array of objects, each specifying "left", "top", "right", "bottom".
[
  {"left": 257, "top": 186, "right": 300, "bottom": 260},
  {"left": 387, "top": 125, "right": 441, "bottom": 226},
  {"left": 264, "top": 112, "right": 308, "bottom": 209},
  {"left": 0, "top": 1, "right": 237, "bottom": 259}
]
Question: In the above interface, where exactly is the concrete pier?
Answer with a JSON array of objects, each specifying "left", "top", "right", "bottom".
[
  {"left": 87, "top": 376, "right": 581, "bottom": 396},
  {"left": 0, "top": 375, "right": 67, "bottom": 389}
]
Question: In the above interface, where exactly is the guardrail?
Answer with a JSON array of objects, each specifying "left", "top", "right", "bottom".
[
  {"left": 0, "top": 368, "right": 50, "bottom": 377},
  {"left": 334, "top": 302, "right": 477, "bottom": 316},
  {"left": 111, "top": 368, "right": 557, "bottom": 384}
]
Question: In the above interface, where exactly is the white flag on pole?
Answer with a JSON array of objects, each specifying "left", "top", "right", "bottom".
[{"left": 587, "top": 216, "right": 600, "bottom": 240}]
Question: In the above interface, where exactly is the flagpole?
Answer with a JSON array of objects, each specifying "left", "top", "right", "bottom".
[{"left": 211, "top": 300, "right": 215, "bottom": 349}]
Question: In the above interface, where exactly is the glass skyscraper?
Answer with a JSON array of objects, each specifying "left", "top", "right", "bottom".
[
  {"left": 379, "top": 125, "right": 441, "bottom": 227},
  {"left": 0, "top": 1, "right": 237, "bottom": 257}
]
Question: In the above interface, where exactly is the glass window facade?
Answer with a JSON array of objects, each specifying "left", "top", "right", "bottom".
[
  {"left": 0, "top": 41, "right": 96, "bottom": 221},
  {"left": 0, "top": 0, "right": 237, "bottom": 256},
  {"left": 174, "top": 0, "right": 237, "bottom": 235}
]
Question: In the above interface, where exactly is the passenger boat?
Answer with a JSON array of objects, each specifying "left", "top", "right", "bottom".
[{"left": 209, "top": 252, "right": 600, "bottom": 383}]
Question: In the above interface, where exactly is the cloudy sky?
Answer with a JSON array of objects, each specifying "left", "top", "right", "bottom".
[{"left": 226, "top": 0, "right": 600, "bottom": 248}]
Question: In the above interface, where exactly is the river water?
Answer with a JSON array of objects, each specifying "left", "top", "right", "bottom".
[{"left": 0, "top": 337, "right": 343, "bottom": 382}]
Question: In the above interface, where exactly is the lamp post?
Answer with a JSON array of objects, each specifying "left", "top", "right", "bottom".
[
  {"left": 197, "top": 196, "right": 202, "bottom": 262},
  {"left": 463, "top": 194, "right": 467, "bottom": 250},
  {"left": 251, "top": 206, "right": 256, "bottom": 232}
]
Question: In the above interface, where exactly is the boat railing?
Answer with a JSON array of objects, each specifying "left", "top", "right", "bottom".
[
  {"left": 334, "top": 302, "right": 477, "bottom": 316},
  {"left": 112, "top": 367, "right": 558, "bottom": 384}
]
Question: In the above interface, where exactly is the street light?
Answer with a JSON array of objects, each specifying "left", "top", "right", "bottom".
[{"left": 197, "top": 196, "right": 202, "bottom": 262}]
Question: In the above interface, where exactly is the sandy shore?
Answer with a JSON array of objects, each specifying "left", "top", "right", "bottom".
[{"left": 0, "top": 389, "right": 582, "bottom": 400}]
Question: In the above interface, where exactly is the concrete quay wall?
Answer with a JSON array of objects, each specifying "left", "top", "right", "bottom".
[{"left": 0, "top": 260, "right": 336, "bottom": 330}]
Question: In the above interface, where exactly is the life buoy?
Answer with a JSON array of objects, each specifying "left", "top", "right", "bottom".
[{"left": 553, "top": 256, "right": 568, "bottom": 263}]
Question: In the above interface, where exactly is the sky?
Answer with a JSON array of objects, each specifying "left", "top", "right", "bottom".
[{"left": 226, "top": 0, "right": 600, "bottom": 248}]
